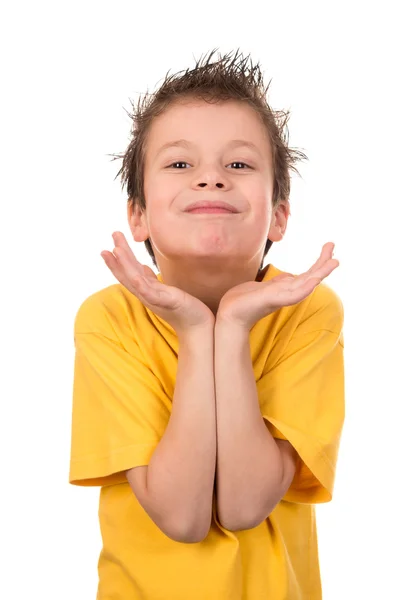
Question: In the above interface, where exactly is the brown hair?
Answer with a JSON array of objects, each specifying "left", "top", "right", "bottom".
[{"left": 109, "top": 48, "right": 308, "bottom": 273}]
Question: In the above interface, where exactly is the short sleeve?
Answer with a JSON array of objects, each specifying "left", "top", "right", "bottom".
[
  {"left": 258, "top": 313, "right": 345, "bottom": 504},
  {"left": 69, "top": 330, "right": 171, "bottom": 487}
]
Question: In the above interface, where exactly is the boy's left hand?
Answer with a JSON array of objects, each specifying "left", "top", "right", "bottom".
[{"left": 216, "top": 242, "right": 339, "bottom": 331}]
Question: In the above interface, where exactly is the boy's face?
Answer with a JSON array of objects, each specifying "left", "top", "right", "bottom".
[{"left": 129, "top": 98, "right": 287, "bottom": 277}]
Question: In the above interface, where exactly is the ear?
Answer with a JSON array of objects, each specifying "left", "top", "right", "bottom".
[
  {"left": 127, "top": 199, "right": 150, "bottom": 243},
  {"left": 267, "top": 200, "right": 290, "bottom": 243}
]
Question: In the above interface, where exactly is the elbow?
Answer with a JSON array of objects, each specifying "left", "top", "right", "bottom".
[
  {"left": 164, "top": 515, "right": 212, "bottom": 544},
  {"left": 218, "top": 506, "right": 268, "bottom": 532},
  {"left": 166, "top": 527, "right": 207, "bottom": 544},
  {"left": 220, "top": 518, "right": 258, "bottom": 533},
  {"left": 174, "top": 530, "right": 209, "bottom": 544},
  {"left": 218, "top": 512, "right": 258, "bottom": 533}
]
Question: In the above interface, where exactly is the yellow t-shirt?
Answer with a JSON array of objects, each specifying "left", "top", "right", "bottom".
[{"left": 69, "top": 263, "right": 345, "bottom": 600}]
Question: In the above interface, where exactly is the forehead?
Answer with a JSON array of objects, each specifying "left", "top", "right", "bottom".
[{"left": 146, "top": 99, "right": 271, "bottom": 157}]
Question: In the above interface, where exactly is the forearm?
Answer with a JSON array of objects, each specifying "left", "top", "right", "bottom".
[
  {"left": 146, "top": 325, "right": 216, "bottom": 541},
  {"left": 214, "top": 319, "right": 284, "bottom": 531}
]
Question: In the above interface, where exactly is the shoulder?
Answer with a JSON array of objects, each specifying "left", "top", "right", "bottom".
[
  {"left": 265, "top": 263, "right": 344, "bottom": 337},
  {"left": 303, "top": 280, "right": 344, "bottom": 333},
  {"left": 73, "top": 283, "right": 143, "bottom": 338}
]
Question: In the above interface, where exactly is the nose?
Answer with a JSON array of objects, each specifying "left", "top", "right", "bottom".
[
  {"left": 192, "top": 163, "right": 230, "bottom": 191},
  {"left": 197, "top": 182, "right": 225, "bottom": 189},
  {"left": 195, "top": 172, "right": 227, "bottom": 190}
]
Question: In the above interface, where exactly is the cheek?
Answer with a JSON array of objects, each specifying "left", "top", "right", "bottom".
[
  {"left": 244, "top": 176, "right": 273, "bottom": 201},
  {"left": 146, "top": 178, "right": 184, "bottom": 209},
  {"left": 254, "top": 192, "right": 274, "bottom": 218}
]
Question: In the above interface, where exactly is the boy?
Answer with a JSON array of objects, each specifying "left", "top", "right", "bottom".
[{"left": 69, "top": 49, "right": 344, "bottom": 599}]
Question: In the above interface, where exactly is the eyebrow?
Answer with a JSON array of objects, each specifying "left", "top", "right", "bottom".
[{"left": 155, "top": 138, "right": 262, "bottom": 158}]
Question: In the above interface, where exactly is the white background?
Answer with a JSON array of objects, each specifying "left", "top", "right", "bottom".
[{"left": 1, "top": 1, "right": 414, "bottom": 598}]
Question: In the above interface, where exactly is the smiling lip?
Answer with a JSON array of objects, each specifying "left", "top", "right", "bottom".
[
  {"left": 186, "top": 201, "right": 237, "bottom": 213},
  {"left": 187, "top": 207, "right": 235, "bottom": 214}
]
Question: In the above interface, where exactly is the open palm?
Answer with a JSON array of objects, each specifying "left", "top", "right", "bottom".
[{"left": 217, "top": 242, "right": 339, "bottom": 331}]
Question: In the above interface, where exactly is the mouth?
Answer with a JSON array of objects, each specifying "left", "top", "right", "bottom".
[{"left": 186, "top": 208, "right": 236, "bottom": 214}]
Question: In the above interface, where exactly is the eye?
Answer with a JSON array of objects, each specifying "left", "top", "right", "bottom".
[
  {"left": 228, "top": 161, "right": 252, "bottom": 169},
  {"left": 167, "top": 161, "right": 191, "bottom": 169},
  {"left": 166, "top": 161, "right": 252, "bottom": 169}
]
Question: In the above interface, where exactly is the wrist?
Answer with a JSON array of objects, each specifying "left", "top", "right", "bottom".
[
  {"left": 215, "top": 314, "right": 250, "bottom": 337},
  {"left": 177, "top": 321, "right": 215, "bottom": 343}
]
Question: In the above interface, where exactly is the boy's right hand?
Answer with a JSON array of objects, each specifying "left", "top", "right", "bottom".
[{"left": 101, "top": 232, "right": 215, "bottom": 335}]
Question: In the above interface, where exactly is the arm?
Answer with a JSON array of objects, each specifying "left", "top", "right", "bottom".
[
  {"left": 127, "top": 324, "right": 216, "bottom": 543},
  {"left": 214, "top": 319, "right": 298, "bottom": 531}
]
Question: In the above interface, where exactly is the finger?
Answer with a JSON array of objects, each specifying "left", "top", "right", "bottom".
[
  {"left": 101, "top": 245, "right": 139, "bottom": 285},
  {"left": 112, "top": 246, "right": 146, "bottom": 286},
  {"left": 303, "top": 258, "right": 339, "bottom": 286},
  {"left": 112, "top": 232, "right": 145, "bottom": 273},
  {"left": 112, "top": 233, "right": 159, "bottom": 283},
  {"left": 110, "top": 233, "right": 147, "bottom": 283},
  {"left": 110, "top": 246, "right": 158, "bottom": 298},
  {"left": 285, "top": 257, "right": 338, "bottom": 293},
  {"left": 101, "top": 249, "right": 130, "bottom": 283},
  {"left": 102, "top": 249, "right": 151, "bottom": 299},
  {"left": 309, "top": 242, "right": 335, "bottom": 272},
  {"left": 268, "top": 277, "right": 320, "bottom": 309},
  {"left": 296, "top": 242, "right": 336, "bottom": 282},
  {"left": 112, "top": 231, "right": 133, "bottom": 255}
]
